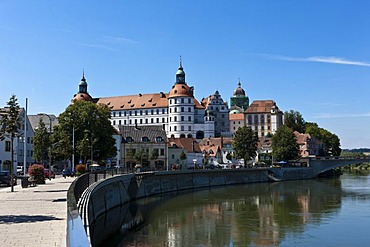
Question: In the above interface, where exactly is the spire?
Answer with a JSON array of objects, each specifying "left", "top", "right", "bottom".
[
  {"left": 179, "top": 55, "right": 183, "bottom": 68},
  {"left": 82, "top": 69, "right": 85, "bottom": 81},
  {"left": 238, "top": 78, "right": 241, "bottom": 87},
  {"left": 176, "top": 56, "right": 185, "bottom": 84}
]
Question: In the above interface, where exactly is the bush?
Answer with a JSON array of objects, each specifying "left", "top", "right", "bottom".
[
  {"left": 75, "top": 164, "right": 86, "bottom": 176},
  {"left": 28, "top": 164, "right": 45, "bottom": 184}
]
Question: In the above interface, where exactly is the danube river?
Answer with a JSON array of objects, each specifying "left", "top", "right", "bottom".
[{"left": 101, "top": 171, "right": 370, "bottom": 247}]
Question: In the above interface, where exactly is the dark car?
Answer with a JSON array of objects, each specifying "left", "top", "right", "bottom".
[
  {"left": 0, "top": 171, "right": 16, "bottom": 186},
  {"left": 44, "top": 169, "right": 55, "bottom": 179},
  {"left": 62, "top": 168, "right": 74, "bottom": 177}
]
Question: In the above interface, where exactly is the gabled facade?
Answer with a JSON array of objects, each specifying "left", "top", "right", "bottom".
[
  {"left": 201, "top": 90, "right": 230, "bottom": 137},
  {"left": 167, "top": 137, "right": 202, "bottom": 168},
  {"left": 229, "top": 112, "right": 246, "bottom": 134},
  {"left": 294, "top": 131, "right": 322, "bottom": 157},
  {"left": 245, "top": 100, "right": 283, "bottom": 138}
]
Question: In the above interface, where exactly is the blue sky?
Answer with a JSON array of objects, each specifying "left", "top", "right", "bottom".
[{"left": 1, "top": 0, "right": 370, "bottom": 149}]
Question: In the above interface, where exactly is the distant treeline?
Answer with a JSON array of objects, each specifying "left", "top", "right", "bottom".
[{"left": 343, "top": 148, "right": 370, "bottom": 153}]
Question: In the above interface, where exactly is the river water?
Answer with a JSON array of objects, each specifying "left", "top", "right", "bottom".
[{"left": 101, "top": 171, "right": 370, "bottom": 247}]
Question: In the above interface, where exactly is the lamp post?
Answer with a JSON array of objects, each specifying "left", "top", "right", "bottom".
[{"left": 38, "top": 113, "right": 53, "bottom": 180}]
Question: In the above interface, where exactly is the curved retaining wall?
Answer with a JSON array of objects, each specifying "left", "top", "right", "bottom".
[{"left": 75, "top": 167, "right": 316, "bottom": 246}]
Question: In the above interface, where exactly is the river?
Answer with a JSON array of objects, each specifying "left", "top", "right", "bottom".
[{"left": 99, "top": 171, "right": 370, "bottom": 247}]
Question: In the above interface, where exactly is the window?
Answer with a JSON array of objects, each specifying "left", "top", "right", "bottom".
[
  {"left": 142, "top": 137, "right": 150, "bottom": 142},
  {"left": 181, "top": 126, "right": 184, "bottom": 131},
  {"left": 126, "top": 137, "right": 134, "bottom": 142},
  {"left": 162, "top": 118, "right": 165, "bottom": 123},
  {"left": 135, "top": 111, "right": 137, "bottom": 116},
  {"left": 27, "top": 137, "right": 31, "bottom": 143},
  {"left": 156, "top": 118, "right": 159, "bottom": 123},
  {"left": 124, "top": 111, "right": 127, "bottom": 116},
  {"left": 174, "top": 107, "right": 177, "bottom": 113},
  {"left": 170, "top": 99, "right": 172, "bottom": 104},
  {"left": 181, "top": 107, "right": 184, "bottom": 112},
  {"left": 129, "top": 120, "right": 132, "bottom": 124},
  {"left": 221, "top": 114, "right": 225, "bottom": 118},
  {"left": 174, "top": 126, "right": 177, "bottom": 131},
  {"left": 5, "top": 141, "right": 10, "bottom": 152},
  {"left": 119, "top": 120, "right": 122, "bottom": 125},
  {"left": 188, "top": 116, "right": 191, "bottom": 121},
  {"left": 145, "top": 110, "right": 148, "bottom": 115},
  {"left": 140, "top": 110, "right": 143, "bottom": 115},
  {"left": 188, "top": 107, "right": 191, "bottom": 112},
  {"left": 156, "top": 136, "right": 164, "bottom": 142},
  {"left": 113, "top": 112, "right": 116, "bottom": 117},
  {"left": 113, "top": 120, "right": 116, "bottom": 125},
  {"left": 134, "top": 119, "right": 137, "bottom": 124},
  {"left": 129, "top": 111, "right": 132, "bottom": 116},
  {"left": 156, "top": 109, "right": 159, "bottom": 114},
  {"left": 124, "top": 120, "right": 127, "bottom": 125},
  {"left": 160, "top": 149, "right": 165, "bottom": 155},
  {"left": 140, "top": 119, "right": 143, "bottom": 124},
  {"left": 162, "top": 109, "right": 165, "bottom": 114},
  {"left": 119, "top": 112, "right": 122, "bottom": 117},
  {"left": 151, "top": 109, "right": 154, "bottom": 115},
  {"left": 151, "top": 118, "right": 154, "bottom": 123},
  {"left": 188, "top": 126, "right": 191, "bottom": 131},
  {"left": 181, "top": 98, "right": 184, "bottom": 103},
  {"left": 181, "top": 116, "right": 184, "bottom": 121},
  {"left": 174, "top": 116, "right": 177, "bottom": 121}
]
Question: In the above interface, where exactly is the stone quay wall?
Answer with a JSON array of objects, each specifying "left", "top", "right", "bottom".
[{"left": 76, "top": 167, "right": 316, "bottom": 246}]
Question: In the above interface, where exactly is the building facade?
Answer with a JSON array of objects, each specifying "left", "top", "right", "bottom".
[
  {"left": 245, "top": 100, "right": 283, "bottom": 138},
  {"left": 73, "top": 61, "right": 216, "bottom": 140},
  {"left": 201, "top": 90, "right": 230, "bottom": 137},
  {"left": 0, "top": 108, "right": 34, "bottom": 174}
]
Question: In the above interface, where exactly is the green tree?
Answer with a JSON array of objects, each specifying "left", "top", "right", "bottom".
[
  {"left": 305, "top": 122, "right": 341, "bottom": 156},
  {"left": 271, "top": 126, "right": 300, "bottom": 162},
  {"left": 33, "top": 119, "right": 51, "bottom": 163},
  {"left": 233, "top": 126, "right": 258, "bottom": 165},
  {"left": 150, "top": 149, "right": 159, "bottom": 161},
  {"left": 284, "top": 110, "right": 306, "bottom": 133},
  {"left": 0, "top": 94, "right": 21, "bottom": 192},
  {"left": 180, "top": 150, "right": 187, "bottom": 167},
  {"left": 52, "top": 100, "right": 117, "bottom": 166}
]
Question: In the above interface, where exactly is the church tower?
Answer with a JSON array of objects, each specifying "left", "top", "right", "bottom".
[{"left": 230, "top": 80, "right": 249, "bottom": 113}]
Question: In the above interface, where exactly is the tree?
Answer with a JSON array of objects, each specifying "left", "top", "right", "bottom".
[
  {"left": 180, "top": 150, "right": 187, "bottom": 167},
  {"left": 0, "top": 94, "right": 21, "bottom": 192},
  {"left": 271, "top": 126, "right": 300, "bottom": 162},
  {"left": 33, "top": 119, "right": 51, "bottom": 163},
  {"left": 284, "top": 110, "right": 306, "bottom": 133},
  {"left": 233, "top": 126, "right": 258, "bottom": 165},
  {"left": 305, "top": 122, "right": 341, "bottom": 156},
  {"left": 52, "top": 100, "right": 117, "bottom": 166}
]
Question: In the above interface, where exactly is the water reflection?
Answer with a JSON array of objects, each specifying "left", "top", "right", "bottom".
[{"left": 92, "top": 177, "right": 352, "bottom": 247}]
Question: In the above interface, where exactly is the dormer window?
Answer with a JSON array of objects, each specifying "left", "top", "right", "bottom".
[
  {"left": 142, "top": 136, "right": 150, "bottom": 142},
  {"left": 156, "top": 136, "right": 164, "bottom": 142},
  {"left": 126, "top": 136, "right": 134, "bottom": 142}
]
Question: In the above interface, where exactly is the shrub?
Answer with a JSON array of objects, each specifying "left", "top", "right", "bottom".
[
  {"left": 28, "top": 164, "right": 45, "bottom": 184},
  {"left": 76, "top": 164, "right": 86, "bottom": 176}
]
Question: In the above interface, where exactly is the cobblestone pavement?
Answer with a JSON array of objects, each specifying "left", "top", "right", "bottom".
[{"left": 0, "top": 176, "right": 75, "bottom": 247}]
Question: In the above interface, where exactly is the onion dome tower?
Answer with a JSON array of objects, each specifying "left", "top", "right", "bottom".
[{"left": 168, "top": 57, "right": 195, "bottom": 138}]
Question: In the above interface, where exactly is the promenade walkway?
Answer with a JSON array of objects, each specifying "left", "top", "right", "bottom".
[{"left": 0, "top": 176, "right": 75, "bottom": 247}]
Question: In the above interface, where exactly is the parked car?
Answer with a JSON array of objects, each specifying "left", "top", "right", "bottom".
[
  {"left": 44, "top": 169, "right": 55, "bottom": 179},
  {"left": 0, "top": 171, "right": 16, "bottom": 186},
  {"left": 17, "top": 166, "right": 24, "bottom": 175},
  {"left": 62, "top": 168, "right": 74, "bottom": 177}
]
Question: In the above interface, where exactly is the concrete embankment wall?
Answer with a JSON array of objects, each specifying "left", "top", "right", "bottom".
[{"left": 80, "top": 167, "right": 315, "bottom": 246}]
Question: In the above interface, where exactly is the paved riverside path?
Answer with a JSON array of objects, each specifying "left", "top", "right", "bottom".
[{"left": 0, "top": 176, "right": 75, "bottom": 247}]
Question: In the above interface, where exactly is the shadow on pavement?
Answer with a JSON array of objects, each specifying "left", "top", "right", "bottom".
[{"left": 0, "top": 215, "right": 62, "bottom": 224}]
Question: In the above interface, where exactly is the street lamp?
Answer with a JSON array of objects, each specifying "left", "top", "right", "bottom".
[{"left": 38, "top": 113, "right": 53, "bottom": 180}]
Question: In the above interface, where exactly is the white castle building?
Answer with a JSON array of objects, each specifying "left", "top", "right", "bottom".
[{"left": 72, "top": 60, "right": 215, "bottom": 139}]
